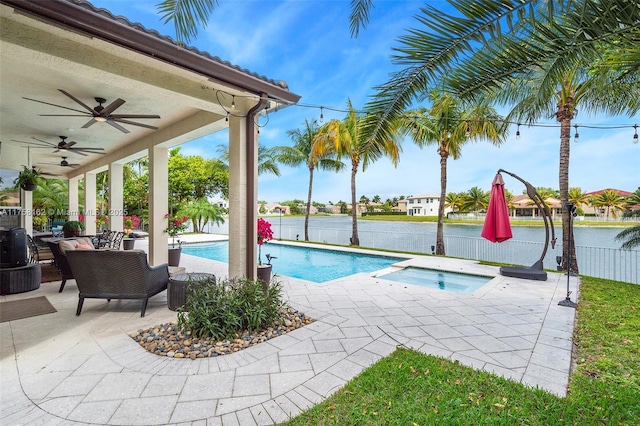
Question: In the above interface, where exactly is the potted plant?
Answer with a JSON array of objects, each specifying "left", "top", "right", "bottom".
[
  {"left": 164, "top": 213, "right": 189, "bottom": 266},
  {"left": 14, "top": 165, "right": 40, "bottom": 191},
  {"left": 257, "top": 218, "right": 274, "bottom": 291},
  {"left": 62, "top": 220, "right": 85, "bottom": 237},
  {"left": 123, "top": 214, "right": 140, "bottom": 235}
]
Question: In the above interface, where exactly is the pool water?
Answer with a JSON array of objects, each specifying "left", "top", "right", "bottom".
[
  {"left": 182, "top": 241, "right": 403, "bottom": 283},
  {"left": 379, "top": 267, "right": 492, "bottom": 293}
]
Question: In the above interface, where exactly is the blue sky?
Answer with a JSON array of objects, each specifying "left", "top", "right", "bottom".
[{"left": 90, "top": 0, "right": 639, "bottom": 203}]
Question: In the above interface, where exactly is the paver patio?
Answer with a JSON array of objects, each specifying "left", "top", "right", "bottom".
[{"left": 1, "top": 236, "right": 578, "bottom": 425}]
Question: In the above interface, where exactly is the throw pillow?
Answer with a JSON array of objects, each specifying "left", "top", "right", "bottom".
[{"left": 76, "top": 243, "right": 93, "bottom": 250}]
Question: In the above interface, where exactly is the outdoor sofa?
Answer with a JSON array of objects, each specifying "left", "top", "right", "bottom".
[
  {"left": 48, "top": 237, "right": 96, "bottom": 293},
  {"left": 65, "top": 249, "right": 169, "bottom": 317}
]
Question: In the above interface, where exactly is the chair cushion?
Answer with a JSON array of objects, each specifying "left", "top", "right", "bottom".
[
  {"left": 76, "top": 243, "right": 93, "bottom": 250},
  {"left": 58, "top": 237, "right": 96, "bottom": 253}
]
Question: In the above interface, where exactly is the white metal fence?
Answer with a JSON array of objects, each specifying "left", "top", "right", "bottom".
[{"left": 269, "top": 225, "right": 639, "bottom": 284}]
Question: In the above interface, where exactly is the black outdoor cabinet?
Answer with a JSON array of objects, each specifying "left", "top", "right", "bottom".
[{"left": 0, "top": 227, "right": 28, "bottom": 268}]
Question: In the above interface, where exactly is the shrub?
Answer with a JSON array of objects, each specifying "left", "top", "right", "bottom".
[{"left": 177, "top": 276, "right": 284, "bottom": 341}]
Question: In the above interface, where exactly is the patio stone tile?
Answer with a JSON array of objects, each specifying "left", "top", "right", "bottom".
[
  {"left": 463, "top": 314, "right": 495, "bottom": 324},
  {"left": 274, "top": 394, "right": 304, "bottom": 421},
  {"left": 170, "top": 400, "right": 218, "bottom": 423},
  {"left": 338, "top": 336, "right": 373, "bottom": 355},
  {"left": 303, "top": 371, "right": 346, "bottom": 397},
  {"left": 249, "top": 403, "right": 278, "bottom": 425},
  {"left": 486, "top": 349, "right": 532, "bottom": 369},
  {"left": 436, "top": 313, "right": 482, "bottom": 327},
  {"left": 536, "top": 333, "right": 574, "bottom": 351},
  {"left": 262, "top": 399, "right": 291, "bottom": 424},
  {"left": 72, "top": 352, "right": 124, "bottom": 375},
  {"left": 482, "top": 363, "right": 525, "bottom": 382},
  {"left": 294, "top": 384, "right": 325, "bottom": 404},
  {"left": 110, "top": 395, "right": 177, "bottom": 425},
  {"left": 309, "top": 351, "right": 347, "bottom": 373},
  {"left": 340, "top": 326, "right": 372, "bottom": 338},
  {"left": 38, "top": 395, "right": 84, "bottom": 418},
  {"left": 233, "top": 374, "right": 270, "bottom": 397},
  {"left": 179, "top": 372, "right": 234, "bottom": 402},
  {"left": 220, "top": 412, "right": 240, "bottom": 426},
  {"left": 283, "top": 389, "right": 316, "bottom": 412},
  {"left": 216, "top": 395, "right": 269, "bottom": 416},
  {"left": 233, "top": 408, "right": 258, "bottom": 426},
  {"left": 422, "top": 323, "right": 464, "bottom": 339},
  {"left": 327, "top": 358, "right": 366, "bottom": 381},
  {"left": 463, "top": 334, "right": 519, "bottom": 354},
  {"left": 395, "top": 325, "right": 428, "bottom": 338},
  {"left": 235, "top": 354, "right": 281, "bottom": 376},
  {"left": 270, "top": 370, "right": 314, "bottom": 397},
  {"left": 415, "top": 315, "right": 444, "bottom": 326},
  {"left": 242, "top": 342, "right": 280, "bottom": 360},
  {"left": 363, "top": 316, "right": 391, "bottom": 326},
  {"left": 498, "top": 336, "right": 536, "bottom": 350},
  {"left": 453, "top": 325, "right": 488, "bottom": 337},
  {"left": 313, "top": 326, "right": 347, "bottom": 340},
  {"left": 47, "top": 373, "right": 105, "bottom": 398},
  {"left": 278, "top": 339, "right": 317, "bottom": 356},
  {"left": 347, "top": 349, "right": 383, "bottom": 368},
  {"left": 20, "top": 371, "right": 71, "bottom": 400},
  {"left": 314, "top": 338, "right": 344, "bottom": 353},
  {"left": 141, "top": 374, "right": 187, "bottom": 397},
  {"left": 84, "top": 371, "right": 151, "bottom": 402},
  {"left": 401, "top": 306, "right": 437, "bottom": 317},
  {"left": 278, "top": 354, "right": 312, "bottom": 372},
  {"left": 67, "top": 400, "right": 121, "bottom": 424},
  {"left": 439, "top": 337, "right": 476, "bottom": 352}
]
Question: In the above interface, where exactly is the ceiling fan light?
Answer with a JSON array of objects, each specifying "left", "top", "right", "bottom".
[{"left": 94, "top": 116, "right": 107, "bottom": 122}]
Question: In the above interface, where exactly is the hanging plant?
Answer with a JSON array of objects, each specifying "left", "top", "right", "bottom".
[{"left": 14, "top": 165, "right": 40, "bottom": 191}]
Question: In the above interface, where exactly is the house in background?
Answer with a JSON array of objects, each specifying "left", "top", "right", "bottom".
[
  {"left": 584, "top": 188, "right": 634, "bottom": 217},
  {"left": 393, "top": 199, "right": 408, "bottom": 213},
  {"left": 406, "top": 194, "right": 449, "bottom": 217},
  {"left": 511, "top": 195, "right": 563, "bottom": 219}
]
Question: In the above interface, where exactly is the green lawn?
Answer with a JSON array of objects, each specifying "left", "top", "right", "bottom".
[{"left": 283, "top": 277, "right": 640, "bottom": 425}]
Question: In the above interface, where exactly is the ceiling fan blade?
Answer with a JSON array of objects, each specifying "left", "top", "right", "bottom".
[
  {"left": 39, "top": 114, "right": 91, "bottom": 117},
  {"left": 101, "top": 98, "right": 125, "bottom": 116},
  {"left": 81, "top": 118, "right": 97, "bottom": 129},
  {"left": 106, "top": 120, "right": 130, "bottom": 133},
  {"left": 113, "top": 118, "right": 158, "bottom": 130},
  {"left": 65, "top": 150, "right": 88, "bottom": 156},
  {"left": 110, "top": 114, "right": 161, "bottom": 119},
  {"left": 65, "top": 141, "right": 77, "bottom": 148},
  {"left": 58, "top": 89, "right": 95, "bottom": 114},
  {"left": 23, "top": 97, "right": 88, "bottom": 114}
]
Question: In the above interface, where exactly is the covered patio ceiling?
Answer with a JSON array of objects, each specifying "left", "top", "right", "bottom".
[{"left": 0, "top": 0, "right": 299, "bottom": 177}]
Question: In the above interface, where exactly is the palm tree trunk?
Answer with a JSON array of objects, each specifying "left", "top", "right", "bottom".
[
  {"left": 305, "top": 166, "right": 314, "bottom": 241},
  {"left": 350, "top": 159, "right": 360, "bottom": 246},
  {"left": 436, "top": 148, "right": 447, "bottom": 255},
  {"left": 558, "top": 115, "right": 579, "bottom": 274}
]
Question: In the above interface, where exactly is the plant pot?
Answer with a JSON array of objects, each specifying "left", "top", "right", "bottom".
[
  {"left": 122, "top": 238, "right": 135, "bottom": 250},
  {"left": 168, "top": 247, "right": 182, "bottom": 266},
  {"left": 63, "top": 228, "right": 82, "bottom": 238},
  {"left": 257, "top": 264, "right": 272, "bottom": 294},
  {"left": 20, "top": 182, "right": 36, "bottom": 191}
]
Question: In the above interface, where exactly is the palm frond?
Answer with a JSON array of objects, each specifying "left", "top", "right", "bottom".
[
  {"left": 156, "top": 0, "right": 218, "bottom": 43},
  {"left": 349, "top": 0, "right": 373, "bottom": 38}
]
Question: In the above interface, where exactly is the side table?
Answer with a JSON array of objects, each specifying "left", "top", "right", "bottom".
[{"left": 167, "top": 272, "right": 215, "bottom": 311}]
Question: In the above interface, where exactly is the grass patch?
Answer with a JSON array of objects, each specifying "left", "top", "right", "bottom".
[{"left": 283, "top": 277, "right": 640, "bottom": 425}]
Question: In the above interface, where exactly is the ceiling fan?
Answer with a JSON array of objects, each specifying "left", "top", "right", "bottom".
[
  {"left": 41, "top": 157, "right": 80, "bottom": 168},
  {"left": 15, "top": 136, "right": 106, "bottom": 156},
  {"left": 23, "top": 89, "right": 160, "bottom": 134}
]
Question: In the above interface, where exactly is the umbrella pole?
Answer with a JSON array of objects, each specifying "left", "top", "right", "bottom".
[
  {"left": 558, "top": 202, "right": 578, "bottom": 308},
  {"left": 496, "top": 169, "right": 557, "bottom": 281}
]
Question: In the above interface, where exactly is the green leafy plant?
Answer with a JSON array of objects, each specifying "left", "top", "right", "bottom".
[
  {"left": 14, "top": 165, "right": 40, "bottom": 191},
  {"left": 62, "top": 220, "right": 85, "bottom": 232},
  {"left": 164, "top": 213, "right": 188, "bottom": 247},
  {"left": 177, "top": 276, "right": 284, "bottom": 341}
]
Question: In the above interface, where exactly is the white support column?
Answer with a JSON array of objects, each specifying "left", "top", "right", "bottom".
[
  {"left": 109, "top": 163, "right": 124, "bottom": 233},
  {"left": 68, "top": 178, "right": 80, "bottom": 220},
  {"left": 21, "top": 189, "right": 33, "bottom": 235},
  {"left": 84, "top": 172, "right": 97, "bottom": 236},
  {"left": 149, "top": 146, "right": 168, "bottom": 266},
  {"left": 228, "top": 114, "right": 253, "bottom": 279}
]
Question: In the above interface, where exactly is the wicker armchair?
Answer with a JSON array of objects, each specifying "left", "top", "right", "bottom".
[{"left": 65, "top": 249, "right": 169, "bottom": 317}]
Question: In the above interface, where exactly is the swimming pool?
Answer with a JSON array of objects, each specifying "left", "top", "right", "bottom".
[
  {"left": 182, "top": 241, "right": 404, "bottom": 283},
  {"left": 378, "top": 267, "right": 492, "bottom": 293}
]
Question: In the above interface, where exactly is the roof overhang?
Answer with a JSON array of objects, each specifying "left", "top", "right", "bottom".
[{"left": 0, "top": 0, "right": 300, "bottom": 178}]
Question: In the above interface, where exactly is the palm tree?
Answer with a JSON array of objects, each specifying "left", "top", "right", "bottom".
[
  {"left": 217, "top": 144, "right": 282, "bottom": 177},
  {"left": 179, "top": 197, "right": 225, "bottom": 233},
  {"left": 615, "top": 188, "right": 640, "bottom": 249},
  {"left": 397, "top": 91, "right": 506, "bottom": 255},
  {"left": 568, "top": 187, "right": 589, "bottom": 213},
  {"left": 592, "top": 189, "right": 626, "bottom": 219},
  {"left": 277, "top": 119, "right": 345, "bottom": 241},
  {"left": 313, "top": 99, "right": 401, "bottom": 246},
  {"left": 464, "top": 187, "right": 489, "bottom": 215},
  {"left": 445, "top": 192, "right": 467, "bottom": 215}
]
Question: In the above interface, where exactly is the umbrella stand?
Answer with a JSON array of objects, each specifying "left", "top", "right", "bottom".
[{"left": 497, "top": 169, "right": 557, "bottom": 281}]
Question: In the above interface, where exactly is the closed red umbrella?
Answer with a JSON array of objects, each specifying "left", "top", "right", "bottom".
[{"left": 481, "top": 173, "right": 513, "bottom": 243}]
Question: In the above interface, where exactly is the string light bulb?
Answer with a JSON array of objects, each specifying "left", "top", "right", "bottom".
[
  {"left": 465, "top": 120, "right": 470, "bottom": 137},
  {"left": 319, "top": 106, "right": 324, "bottom": 123},
  {"left": 573, "top": 124, "right": 579, "bottom": 143},
  {"left": 225, "top": 112, "right": 229, "bottom": 122},
  {"left": 516, "top": 123, "right": 521, "bottom": 139},
  {"left": 231, "top": 95, "right": 235, "bottom": 109},
  {"left": 633, "top": 124, "right": 638, "bottom": 144}
]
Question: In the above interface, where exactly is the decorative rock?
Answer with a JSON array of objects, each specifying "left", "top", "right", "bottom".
[{"left": 131, "top": 309, "right": 314, "bottom": 359}]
